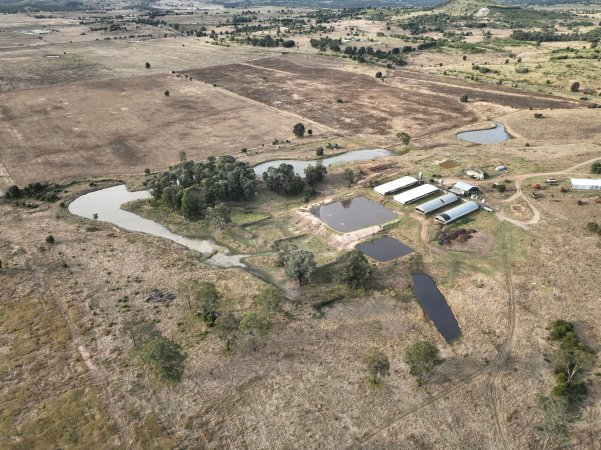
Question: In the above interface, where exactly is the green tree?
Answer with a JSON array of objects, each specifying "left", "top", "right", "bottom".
[
  {"left": 140, "top": 337, "right": 186, "bottom": 382},
  {"left": 239, "top": 310, "right": 271, "bottom": 351},
  {"left": 206, "top": 203, "right": 231, "bottom": 229},
  {"left": 181, "top": 186, "right": 204, "bottom": 220},
  {"left": 283, "top": 249, "right": 316, "bottom": 286},
  {"left": 5, "top": 185, "right": 21, "bottom": 198},
  {"left": 404, "top": 341, "right": 442, "bottom": 385},
  {"left": 592, "top": 162, "right": 601, "bottom": 174},
  {"left": 337, "top": 250, "right": 372, "bottom": 289},
  {"left": 216, "top": 313, "right": 240, "bottom": 352},
  {"left": 363, "top": 347, "right": 390, "bottom": 385},
  {"left": 316, "top": 147, "right": 324, "bottom": 157},
  {"left": 293, "top": 123, "right": 306, "bottom": 138},
  {"left": 193, "top": 281, "right": 219, "bottom": 325},
  {"left": 304, "top": 164, "right": 327, "bottom": 186},
  {"left": 397, "top": 132, "right": 411, "bottom": 145},
  {"left": 343, "top": 168, "right": 355, "bottom": 187},
  {"left": 263, "top": 163, "right": 305, "bottom": 195}
]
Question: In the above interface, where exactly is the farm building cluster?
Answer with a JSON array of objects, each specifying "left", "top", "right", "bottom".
[{"left": 374, "top": 176, "right": 481, "bottom": 224}]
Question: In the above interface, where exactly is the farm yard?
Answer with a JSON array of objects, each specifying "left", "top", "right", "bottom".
[{"left": 1, "top": 0, "right": 601, "bottom": 448}]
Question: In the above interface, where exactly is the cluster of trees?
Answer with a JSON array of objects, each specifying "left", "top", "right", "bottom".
[
  {"left": 306, "top": 35, "right": 407, "bottom": 65},
  {"left": 187, "top": 280, "right": 282, "bottom": 352},
  {"left": 241, "top": 34, "right": 295, "bottom": 48},
  {"left": 4, "top": 182, "right": 60, "bottom": 202},
  {"left": 510, "top": 28, "right": 601, "bottom": 43},
  {"left": 309, "top": 36, "right": 342, "bottom": 52},
  {"left": 148, "top": 156, "right": 255, "bottom": 221},
  {"left": 342, "top": 45, "right": 407, "bottom": 66},
  {"left": 363, "top": 340, "right": 442, "bottom": 387},
  {"left": 538, "top": 320, "right": 596, "bottom": 443},
  {"left": 262, "top": 163, "right": 326, "bottom": 196}
]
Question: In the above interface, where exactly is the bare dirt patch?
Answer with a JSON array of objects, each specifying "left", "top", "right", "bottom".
[{"left": 183, "top": 55, "right": 480, "bottom": 142}]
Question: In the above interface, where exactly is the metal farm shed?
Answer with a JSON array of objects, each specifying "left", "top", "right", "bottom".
[
  {"left": 415, "top": 193, "right": 460, "bottom": 214},
  {"left": 449, "top": 181, "right": 479, "bottom": 196},
  {"left": 435, "top": 201, "right": 479, "bottom": 224},
  {"left": 393, "top": 184, "right": 439, "bottom": 205},
  {"left": 570, "top": 178, "right": 601, "bottom": 190},
  {"left": 374, "top": 176, "right": 418, "bottom": 195}
]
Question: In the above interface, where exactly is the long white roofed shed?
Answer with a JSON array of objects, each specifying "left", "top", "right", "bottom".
[
  {"left": 435, "top": 201, "right": 479, "bottom": 224},
  {"left": 393, "top": 184, "right": 439, "bottom": 204},
  {"left": 374, "top": 176, "right": 418, "bottom": 195},
  {"left": 570, "top": 178, "right": 601, "bottom": 190},
  {"left": 415, "top": 193, "right": 460, "bottom": 214}
]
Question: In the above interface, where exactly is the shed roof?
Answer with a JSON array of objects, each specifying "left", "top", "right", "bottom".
[
  {"left": 451, "top": 181, "right": 477, "bottom": 192},
  {"left": 570, "top": 178, "right": 601, "bottom": 190},
  {"left": 435, "top": 201, "right": 479, "bottom": 224},
  {"left": 374, "top": 176, "right": 418, "bottom": 195},
  {"left": 393, "top": 184, "right": 439, "bottom": 204},
  {"left": 415, "top": 193, "right": 460, "bottom": 214}
]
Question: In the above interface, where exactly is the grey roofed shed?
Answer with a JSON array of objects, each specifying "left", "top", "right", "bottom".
[
  {"left": 435, "top": 201, "right": 479, "bottom": 224},
  {"left": 415, "top": 193, "right": 460, "bottom": 214},
  {"left": 449, "top": 181, "right": 478, "bottom": 196}
]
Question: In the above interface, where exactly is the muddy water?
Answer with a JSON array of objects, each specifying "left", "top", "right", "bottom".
[
  {"left": 311, "top": 196, "right": 397, "bottom": 232},
  {"left": 412, "top": 272, "right": 461, "bottom": 343},
  {"left": 68, "top": 185, "right": 246, "bottom": 267},
  {"left": 253, "top": 148, "right": 392, "bottom": 177},
  {"left": 355, "top": 236, "right": 413, "bottom": 261},
  {"left": 457, "top": 122, "right": 509, "bottom": 145}
]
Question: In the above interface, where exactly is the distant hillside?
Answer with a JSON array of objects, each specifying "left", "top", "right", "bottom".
[{"left": 0, "top": 0, "right": 593, "bottom": 13}]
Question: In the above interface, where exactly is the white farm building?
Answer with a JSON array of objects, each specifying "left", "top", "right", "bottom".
[
  {"left": 435, "top": 201, "right": 479, "bottom": 224},
  {"left": 570, "top": 178, "right": 601, "bottom": 190},
  {"left": 374, "top": 176, "right": 418, "bottom": 195},
  {"left": 393, "top": 184, "right": 439, "bottom": 205}
]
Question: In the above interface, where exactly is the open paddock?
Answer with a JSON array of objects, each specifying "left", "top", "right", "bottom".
[{"left": 0, "top": 74, "right": 325, "bottom": 185}]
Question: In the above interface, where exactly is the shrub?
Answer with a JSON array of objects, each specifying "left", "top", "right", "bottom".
[
  {"left": 459, "top": 94, "right": 469, "bottom": 103},
  {"left": 5, "top": 185, "right": 21, "bottom": 198},
  {"left": 586, "top": 222, "right": 600, "bottom": 235},
  {"left": 592, "top": 162, "right": 601, "bottom": 173},
  {"left": 316, "top": 147, "right": 324, "bottom": 157},
  {"left": 140, "top": 337, "right": 186, "bottom": 382},
  {"left": 164, "top": 90, "right": 169, "bottom": 97},
  {"left": 404, "top": 341, "right": 442, "bottom": 385},
  {"left": 363, "top": 347, "right": 390, "bottom": 385},
  {"left": 45, "top": 235, "right": 55, "bottom": 244},
  {"left": 145, "top": 62, "right": 151, "bottom": 69},
  {"left": 534, "top": 113, "right": 544, "bottom": 119},
  {"left": 375, "top": 71, "right": 383, "bottom": 78},
  {"left": 293, "top": 123, "right": 305, "bottom": 138},
  {"left": 337, "top": 250, "right": 372, "bottom": 289},
  {"left": 570, "top": 81, "right": 580, "bottom": 92}
]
